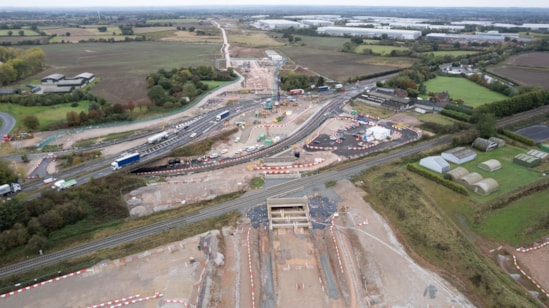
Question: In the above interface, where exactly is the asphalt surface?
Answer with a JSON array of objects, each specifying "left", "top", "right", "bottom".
[{"left": 0, "top": 111, "right": 16, "bottom": 137}]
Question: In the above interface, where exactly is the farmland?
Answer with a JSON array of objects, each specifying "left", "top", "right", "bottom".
[
  {"left": 33, "top": 42, "right": 221, "bottom": 104},
  {"left": 423, "top": 76, "right": 507, "bottom": 107},
  {"left": 355, "top": 44, "right": 409, "bottom": 55},
  {"left": 489, "top": 52, "right": 549, "bottom": 90},
  {"left": 227, "top": 30, "right": 283, "bottom": 47},
  {"left": 279, "top": 46, "right": 411, "bottom": 82}
]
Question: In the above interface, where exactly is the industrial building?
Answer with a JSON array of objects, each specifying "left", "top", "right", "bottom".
[
  {"left": 301, "top": 19, "right": 334, "bottom": 27},
  {"left": 264, "top": 50, "right": 283, "bottom": 61},
  {"left": 389, "top": 22, "right": 465, "bottom": 32},
  {"left": 419, "top": 156, "right": 450, "bottom": 173},
  {"left": 441, "top": 147, "right": 477, "bottom": 165},
  {"left": 316, "top": 26, "right": 421, "bottom": 40},
  {"left": 254, "top": 19, "right": 302, "bottom": 30},
  {"left": 426, "top": 33, "right": 505, "bottom": 42}
]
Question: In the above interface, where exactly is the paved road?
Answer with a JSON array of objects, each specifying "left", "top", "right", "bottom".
[
  {"left": 0, "top": 111, "right": 16, "bottom": 137},
  {"left": 0, "top": 135, "right": 448, "bottom": 279}
]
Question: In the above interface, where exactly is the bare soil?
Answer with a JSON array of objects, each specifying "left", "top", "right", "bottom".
[{"left": 514, "top": 245, "right": 549, "bottom": 292}]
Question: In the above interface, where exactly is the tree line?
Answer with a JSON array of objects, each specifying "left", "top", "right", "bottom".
[
  {"left": 146, "top": 66, "right": 236, "bottom": 107},
  {"left": 0, "top": 174, "right": 144, "bottom": 256},
  {"left": 0, "top": 46, "right": 45, "bottom": 86}
]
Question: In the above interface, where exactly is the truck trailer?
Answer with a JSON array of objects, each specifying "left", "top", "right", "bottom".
[
  {"left": 288, "top": 89, "right": 304, "bottom": 95},
  {"left": 317, "top": 86, "right": 330, "bottom": 92},
  {"left": 148, "top": 131, "right": 169, "bottom": 144},
  {"left": 0, "top": 183, "right": 21, "bottom": 196},
  {"left": 216, "top": 110, "right": 230, "bottom": 121},
  {"left": 51, "top": 179, "right": 77, "bottom": 191},
  {"left": 111, "top": 152, "right": 140, "bottom": 170}
]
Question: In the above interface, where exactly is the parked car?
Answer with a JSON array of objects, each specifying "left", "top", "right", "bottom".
[{"left": 209, "top": 153, "right": 219, "bottom": 159}]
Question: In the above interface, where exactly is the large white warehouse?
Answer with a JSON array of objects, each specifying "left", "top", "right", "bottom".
[
  {"left": 317, "top": 26, "right": 422, "bottom": 40},
  {"left": 255, "top": 19, "right": 302, "bottom": 30}
]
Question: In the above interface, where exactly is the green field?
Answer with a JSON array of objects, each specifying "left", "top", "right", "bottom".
[
  {"left": 356, "top": 44, "right": 409, "bottom": 55},
  {"left": 473, "top": 189, "right": 549, "bottom": 245},
  {"left": 423, "top": 76, "right": 507, "bottom": 107},
  {"left": 146, "top": 18, "right": 198, "bottom": 24},
  {"left": 202, "top": 80, "right": 230, "bottom": 89},
  {"left": 0, "top": 102, "right": 90, "bottom": 130},
  {"left": 0, "top": 29, "right": 40, "bottom": 36},
  {"left": 422, "top": 50, "right": 479, "bottom": 57},
  {"left": 287, "top": 35, "right": 350, "bottom": 50}
]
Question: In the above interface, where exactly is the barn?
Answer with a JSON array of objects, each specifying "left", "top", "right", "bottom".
[
  {"left": 445, "top": 167, "right": 469, "bottom": 181},
  {"left": 441, "top": 147, "right": 477, "bottom": 165},
  {"left": 419, "top": 156, "right": 450, "bottom": 173},
  {"left": 458, "top": 172, "right": 483, "bottom": 189},
  {"left": 488, "top": 137, "right": 505, "bottom": 148},
  {"left": 74, "top": 72, "right": 95, "bottom": 84},
  {"left": 513, "top": 153, "right": 541, "bottom": 168},
  {"left": 472, "top": 138, "right": 498, "bottom": 152},
  {"left": 41, "top": 73, "right": 65, "bottom": 84},
  {"left": 527, "top": 149, "right": 549, "bottom": 162},
  {"left": 473, "top": 178, "right": 499, "bottom": 196},
  {"left": 478, "top": 159, "right": 502, "bottom": 172}
]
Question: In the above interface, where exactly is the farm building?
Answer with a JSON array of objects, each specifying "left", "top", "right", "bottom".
[
  {"left": 316, "top": 26, "right": 422, "bottom": 40},
  {"left": 445, "top": 167, "right": 469, "bottom": 181},
  {"left": 513, "top": 153, "right": 541, "bottom": 168},
  {"left": 365, "top": 126, "right": 391, "bottom": 141},
  {"left": 472, "top": 178, "right": 500, "bottom": 196},
  {"left": 472, "top": 137, "right": 498, "bottom": 152},
  {"left": 41, "top": 73, "right": 65, "bottom": 84},
  {"left": 74, "top": 72, "right": 95, "bottom": 83},
  {"left": 264, "top": 50, "right": 283, "bottom": 61},
  {"left": 458, "top": 172, "right": 483, "bottom": 189},
  {"left": 419, "top": 156, "right": 450, "bottom": 173},
  {"left": 478, "top": 159, "right": 502, "bottom": 172},
  {"left": 57, "top": 79, "right": 86, "bottom": 88},
  {"left": 441, "top": 147, "right": 477, "bottom": 165},
  {"left": 527, "top": 149, "right": 549, "bottom": 161},
  {"left": 488, "top": 137, "right": 505, "bottom": 148}
]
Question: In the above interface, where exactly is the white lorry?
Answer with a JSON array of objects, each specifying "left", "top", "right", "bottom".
[
  {"left": 0, "top": 183, "right": 22, "bottom": 196},
  {"left": 52, "top": 179, "right": 77, "bottom": 191}
]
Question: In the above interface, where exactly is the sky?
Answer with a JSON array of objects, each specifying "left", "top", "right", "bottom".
[{"left": 2, "top": 0, "right": 549, "bottom": 8}]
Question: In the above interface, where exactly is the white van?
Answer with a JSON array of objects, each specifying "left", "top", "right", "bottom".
[{"left": 190, "top": 132, "right": 197, "bottom": 138}]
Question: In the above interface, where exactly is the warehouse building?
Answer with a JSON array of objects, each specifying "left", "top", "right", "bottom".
[
  {"left": 301, "top": 19, "right": 334, "bottom": 27},
  {"left": 426, "top": 33, "right": 505, "bottom": 42},
  {"left": 317, "top": 26, "right": 422, "bottom": 40},
  {"left": 441, "top": 147, "right": 477, "bottom": 165},
  {"left": 419, "top": 156, "right": 450, "bottom": 173},
  {"left": 255, "top": 19, "right": 302, "bottom": 30}
]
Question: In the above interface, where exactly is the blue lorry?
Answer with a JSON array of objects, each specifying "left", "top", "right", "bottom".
[
  {"left": 317, "top": 86, "right": 330, "bottom": 92},
  {"left": 216, "top": 110, "right": 230, "bottom": 121},
  {"left": 111, "top": 152, "right": 140, "bottom": 170}
]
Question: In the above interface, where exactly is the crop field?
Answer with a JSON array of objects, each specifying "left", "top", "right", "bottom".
[
  {"left": 489, "top": 52, "right": 549, "bottom": 90},
  {"left": 278, "top": 46, "right": 410, "bottom": 82},
  {"left": 412, "top": 112, "right": 457, "bottom": 125},
  {"left": 355, "top": 44, "right": 409, "bottom": 55},
  {"left": 473, "top": 188, "right": 549, "bottom": 245},
  {"left": 450, "top": 144, "right": 543, "bottom": 202},
  {"left": 34, "top": 42, "right": 220, "bottom": 104},
  {"left": 288, "top": 35, "right": 349, "bottom": 50},
  {"left": 0, "top": 102, "right": 90, "bottom": 130},
  {"left": 162, "top": 29, "right": 221, "bottom": 43},
  {"left": 227, "top": 30, "right": 283, "bottom": 47},
  {"left": 423, "top": 76, "right": 507, "bottom": 107},
  {"left": 145, "top": 18, "right": 199, "bottom": 24}
]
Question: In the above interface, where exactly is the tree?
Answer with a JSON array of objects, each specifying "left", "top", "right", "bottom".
[
  {"left": 315, "top": 76, "right": 325, "bottom": 88},
  {"left": 475, "top": 113, "right": 497, "bottom": 138},
  {"left": 7, "top": 30, "right": 12, "bottom": 36},
  {"left": 65, "top": 32, "right": 71, "bottom": 37},
  {"left": 18, "top": 30, "right": 24, "bottom": 36},
  {"left": 147, "top": 85, "right": 165, "bottom": 105},
  {"left": 23, "top": 115, "right": 40, "bottom": 130},
  {"left": 182, "top": 82, "right": 197, "bottom": 99},
  {"left": 26, "top": 234, "right": 48, "bottom": 254},
  {"left": 189, "top": 26, "right": 195, "bottom": 32},
  {"left": 127, "top": 100, "right": 135, "bottom": 112}
]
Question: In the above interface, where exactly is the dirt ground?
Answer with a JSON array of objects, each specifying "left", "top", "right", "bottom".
[{"left": 514, "top": 245, "right": 549, "bottom": 293}]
